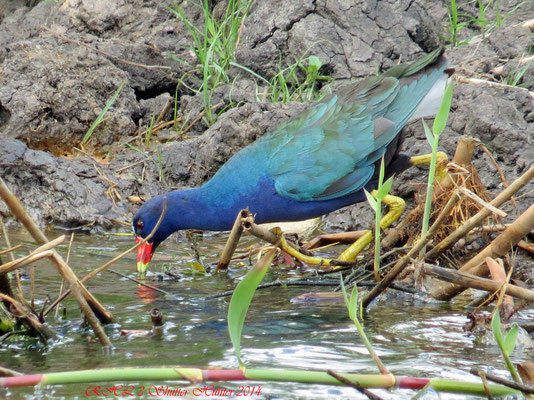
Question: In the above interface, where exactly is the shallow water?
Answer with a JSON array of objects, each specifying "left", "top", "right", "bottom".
[{"left": 0, "top": 229, "right": 531, "bottom": 399}]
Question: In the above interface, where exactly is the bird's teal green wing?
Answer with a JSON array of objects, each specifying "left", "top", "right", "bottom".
[{"left": 260, "top": 48, "right": 447, "bottom": 202}]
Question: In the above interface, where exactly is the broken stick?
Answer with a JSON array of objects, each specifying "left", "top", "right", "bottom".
[
  {"left": 0, "top": 178, "right": 112, "bottom": 346},
  {"left": 432, "top": 201, "right": 534, "bottom": 300}
]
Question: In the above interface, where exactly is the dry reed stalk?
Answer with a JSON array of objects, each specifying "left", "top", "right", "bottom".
[
  {"left": 486, "top": 257, "right": 514, "bottom": 309},
  {"left": 381, "top": 136, "right": 477, "bottom": 249},
  {"left": 422, "top": 264, "right": 534, "bottom": 301},
  {"left": 0, "top": 236, "right": 65, "bottom": 274},
  {"left": 426, "top": 165, "right": 534, "bottom": 261},
  {"left": 0, "top": 292, "right": 56, "bottom": 342},
  {"left": 0, "top": 217, "right": 23, "bottom": 297},
  {"left": 216, "top": 209, "right": 248, "bottom": 271},
  {"left": 432, "top": 202, "right": 534, "bottom": 300},
  {"left": 0, "top": 245, "right": 22, "bottom": 256},
  {"left": 0, "top": 178, "right": 112, "bottom": 346},
  {"left": 0, "top": 250, "right": 54, "bottom": 275}
]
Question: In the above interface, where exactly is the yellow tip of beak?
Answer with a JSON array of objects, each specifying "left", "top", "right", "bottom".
[{"left": 137, "top": 259, "right": 150, "bottom": 274}]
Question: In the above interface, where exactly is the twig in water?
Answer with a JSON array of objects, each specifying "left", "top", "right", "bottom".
[
  {"left": 107, "top": 269, "right": 176, "bottom": 298},
  {"left": 0, "top": 366, "right": 23, "bottom": 377},
  {"left": 0, "top": 235, "right": 65, "bottom": 274},
  {"left": 216, "top": 209, "right": 248, "bottom": 271},
  {"left": 54, "top": 233, "right": 75, "bottom": 319},
  {"left": 0, "top": 244, "right": 22, "bottom": 256},
  {"left": 0, "top": 250, "right": 54, "bottom": 275},
  {"left": 0, "top": 293, "right": 56, "bottom": 342},
  {"left": 0, "top": 177, "right": 112, "bottom": 346},
  {"left": 470, "top": 368, "right": 534, "bottom": 395},
  {"left": 204, "top": 279, "right": 417, "bottom": 300},
  {"left": 474, "top": 370, "right": 494, "bottom": 400},
  {"left": 422, "top": 263, "right": 534, "bottom": 302},
  {"left": 204, "top": 279, "right": 340, "bottom": 299},
  {"left": 327, "top": 370, "right": 385, "bottom": 400},
  {"left": 150, "top": 308, "right": 164, "bottom": 328},
  {"left": 242, "top": 212, "right": 357, "bottom": 267}
]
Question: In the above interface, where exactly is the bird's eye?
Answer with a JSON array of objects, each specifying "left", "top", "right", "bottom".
[{"left": 136, "top": 221, "right": 144, "bottom": 231}]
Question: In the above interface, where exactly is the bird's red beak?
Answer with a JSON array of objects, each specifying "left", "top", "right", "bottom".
[{"left": 136, "top": 237, "right": 154, "bottom": 274}]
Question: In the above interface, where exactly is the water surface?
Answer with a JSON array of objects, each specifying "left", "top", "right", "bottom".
[{"left": 0, "top": 230, "right": 531, "bottom": 399}]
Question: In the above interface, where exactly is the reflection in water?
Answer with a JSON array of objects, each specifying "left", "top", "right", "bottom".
[
  {"left": 0, "top": 230, "right": 531, "bottom": 399},
  {"left": 136, "top": 283, "right": 158, "bottom": 305}
]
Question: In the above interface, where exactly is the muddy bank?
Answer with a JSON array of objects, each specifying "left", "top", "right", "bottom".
[{"left": 0, "top": 0, "right": 532, "bottom": 234}]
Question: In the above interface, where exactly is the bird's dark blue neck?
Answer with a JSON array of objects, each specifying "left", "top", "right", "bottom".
[{"left": 163, "top": 186, "right": 243, "bottom": 232}]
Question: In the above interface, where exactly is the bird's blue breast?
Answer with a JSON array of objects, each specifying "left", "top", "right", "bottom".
[
  {"left": 243, "top": 175, "right": 368, "bottom": 224},
  {"left": 198, "top": 160, "right": 366, "bottom": 231}
]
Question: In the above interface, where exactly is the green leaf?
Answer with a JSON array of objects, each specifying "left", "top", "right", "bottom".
[
  {"left": 227, "top": 247, "right": 276, "bottom": 361},
  {"left": 0, "top": 317, "right": 14, "bottom": 332},
  {"left": 364, "top": 189, "right": 377, "bottom": 212},
  {"left": 432, "top": 81, "right": 453, "bottom": 137},
  {"left": 307, "top": 56, "right": 322, "bottom": 72},
  {"left": 503, "top": 323, "right": 519, "bottom": 355},
  {"left": 186, "top": 261, "right": 206, "bottom": 274},
  {"left": 491, "top": 311, "right": 504, "bottom": 348},
  {"left": 340, "top": 274, "right": 359, "bottom": 322},
  {"left": 376, "top": 177, "right": 393, "bottom": 199},
  {"left": 348, "top": 285, "right": 358, "bottom": 322},
  {"left": 340, "top": 273, "right": 351, "bottom": 311},
  {"left": 422, "top": 119, "right": 434, "bottom": 147},
  {"left": 379, "top": 155, "right": 386, "bottom": 185}
]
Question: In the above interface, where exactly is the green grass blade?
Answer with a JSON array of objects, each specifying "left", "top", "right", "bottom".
[
  {"left": 491, "top": 311, "right": 504, "bottom": 348},
  {"left": 230, "top": 61, "right": 271, "bottom": 85},
  {"left": 364, "top": 189, "right": 377, "bottom": 211},
  {"left": 449, "top": 0, "right": 458, "bottom": 46},
  {"left": 82, "top": 80, "right": 125, "bottom": 145},
  {"left": 376, "top": 176, "right": 393, "bottom": 199},
  {"left": 432, "top": 81, "right": 453, "bottom": 137},
  {"left": 339, "top": 273, "right": 351, "bottom": 317},
  {"left": 423, "top": 118, "right": 434, "bottom": 147},
  {"left": 503, "top": 323, "right": 519, "bottom": 355},
  {"left": 339, "top": 275, "right": 359, "bottom": 322},
  {"left": 227, "top": 246, "right": 277, "bottom": 361},
  {"left": 348, "top": 285, "right": 358, "bottom": 322}
]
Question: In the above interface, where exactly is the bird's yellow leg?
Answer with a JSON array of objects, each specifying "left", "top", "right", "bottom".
[
  {"left": 410, "top": 151, "right": 449, "bottom": 181},
  {"left": 271, "top": 227, "right": 334, "bottom": 266},
  {"left": 337, "top": 153, "right": 447, "bottom": 262},
  {"left": 338, "top": 191, "right": 406, "bottom": 261}
]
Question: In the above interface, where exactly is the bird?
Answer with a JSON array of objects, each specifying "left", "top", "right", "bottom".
[{"left": 133, "top": 47, "right": 451, "bottom": 273}]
